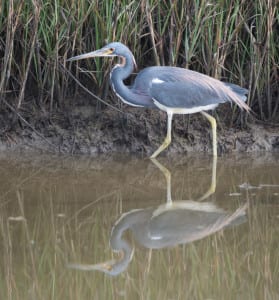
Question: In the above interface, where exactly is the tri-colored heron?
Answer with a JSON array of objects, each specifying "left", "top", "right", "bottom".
[{"left": 68, "top": 42, "right": 249, "bottom": 157}]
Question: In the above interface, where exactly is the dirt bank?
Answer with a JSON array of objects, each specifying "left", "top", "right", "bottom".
[{"left": 0, "top": 103, "right": 278, "bottom": 156}]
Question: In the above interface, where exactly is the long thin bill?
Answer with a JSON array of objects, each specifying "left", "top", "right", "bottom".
[{"left": 67, "top": 49, "right": 108, "bottom": 62}]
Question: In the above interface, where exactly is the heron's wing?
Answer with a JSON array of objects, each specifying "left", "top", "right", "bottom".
[
  {"left": 149, "top": 80, "right": 227, "bottom": 109},
  {"left": 143, "top": 67, "right": 230, "bottom": 109},
  {"left": 134, "top": 66, "right": 249, "bottom": 111}
]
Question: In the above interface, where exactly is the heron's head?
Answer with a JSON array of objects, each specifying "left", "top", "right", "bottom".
[{"left": 67, "top": 42, "right": 132, "bottom": 62}]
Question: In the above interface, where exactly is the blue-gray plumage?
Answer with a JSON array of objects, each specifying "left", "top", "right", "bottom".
[{"left": 68, "top": 42, "right": 249, "bottom": 157}]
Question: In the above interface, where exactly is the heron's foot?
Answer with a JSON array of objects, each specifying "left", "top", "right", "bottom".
[{"left": 150, "top": 137, "right": 171, "bottom": 158}]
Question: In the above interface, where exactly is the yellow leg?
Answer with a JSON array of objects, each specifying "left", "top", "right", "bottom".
[
  {"left": 198, "top": 154, "right": 217, "bottom": 201},
  {"left": 150, "top": 112, "right": 173, "bottom": 158},
  {"left": 150, "top": 158, "right": 172, "bottom": 205},
  {"left": 201, "top": 111, "right": 217, "bottom": 157}
]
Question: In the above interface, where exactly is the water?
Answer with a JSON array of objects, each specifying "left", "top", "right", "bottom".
[{"left": 0, "top": 153, "right": 278, "bottom": 299}]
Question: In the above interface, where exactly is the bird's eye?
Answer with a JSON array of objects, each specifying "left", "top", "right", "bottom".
[{"left": 109, "top": 48, "right": 114, "bottom": 52}]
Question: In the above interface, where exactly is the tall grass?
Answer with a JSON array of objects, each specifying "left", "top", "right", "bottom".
[{"left": 0, "top": 0, "right": 278, "bottom": 122}]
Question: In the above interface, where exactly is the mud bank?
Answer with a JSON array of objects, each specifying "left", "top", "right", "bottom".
[{"left": 0, "top": 104, "right": 278, "bottom": 156}]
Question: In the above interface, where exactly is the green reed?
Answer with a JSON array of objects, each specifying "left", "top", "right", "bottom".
[{"left": 0, "top": 0, "right": 278, "bottom": 122}]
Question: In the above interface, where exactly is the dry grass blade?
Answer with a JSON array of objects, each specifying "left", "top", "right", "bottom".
[{"left": 17, "top": 0, "right": 41, "bottom": 108}]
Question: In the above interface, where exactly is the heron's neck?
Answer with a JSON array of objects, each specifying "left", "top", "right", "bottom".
[
  {"left": 110, "top": 53, "right": 156, "bottom": 108},
  {"left": 111, "top": 53, "right": 135, "bottom": 81},
  {"left": 110, "top": 53, "right": 146, "bottom": 107}
]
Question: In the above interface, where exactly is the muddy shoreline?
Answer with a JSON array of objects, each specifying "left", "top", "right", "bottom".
[{"left": 0, "top": 103, "right": 278, "bottom": 156}]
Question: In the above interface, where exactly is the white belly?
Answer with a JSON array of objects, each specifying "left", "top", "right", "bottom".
[{"left": 153, "top": 99, "right": 218, "bottom": 114}]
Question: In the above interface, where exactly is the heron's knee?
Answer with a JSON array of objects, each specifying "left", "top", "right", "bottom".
[{"left": 163, "top": 136, "right": 171, "bottom": 147}]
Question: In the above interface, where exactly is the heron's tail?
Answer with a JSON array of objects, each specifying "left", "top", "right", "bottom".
[
  {"left": 224, "top": 83, "right": 248, "bottom": 101},
  {"left": 224, "top": 83, "right": 250, "bottom": 111}
]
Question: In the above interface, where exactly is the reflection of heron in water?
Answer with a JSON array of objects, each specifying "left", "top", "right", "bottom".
[{"left": 68, "top": 157, "right": 247, "bottom": 276}]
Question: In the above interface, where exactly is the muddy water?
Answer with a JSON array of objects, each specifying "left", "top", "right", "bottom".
[{"left": 0, "top": 153, "right": 278, "bottom": 300}]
